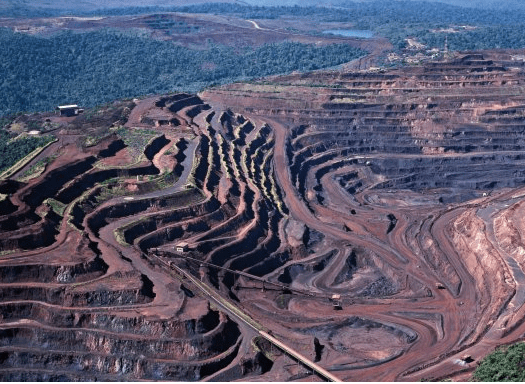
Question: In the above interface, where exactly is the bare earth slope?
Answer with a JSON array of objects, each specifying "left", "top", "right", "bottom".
[{"left": 2, "top": 51, "right": 525, "bottom": 381}]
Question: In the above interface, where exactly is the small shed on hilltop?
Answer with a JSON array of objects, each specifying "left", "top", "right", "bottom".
[{"left": 56, "top": 105, "right": 84, "bottom": 117}]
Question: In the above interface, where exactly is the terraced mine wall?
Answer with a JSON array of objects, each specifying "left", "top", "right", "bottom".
[
  {"left": 87, "top": 188, "right": 203, "bottom": 235},
  {"left": 0, "top": 256, "right": 108, "bottom": 284},
  {"left": 0, "top": 94, "right": 269, "bottom": 381},
  {"left": 193, "top": 53, "right": 525, "bottom": 381},
  {"left": 56, "top": 164, "right": 159, "bottom": 205},
  {"left": 7, "top": 54, "right": 525, "bottom": 381},
  {"left": 0, "top": 209, "right": 61, "bottom": 250}
]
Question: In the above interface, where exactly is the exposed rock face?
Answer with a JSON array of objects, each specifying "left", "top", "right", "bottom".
[{"left": 3, "top": 52, "right": 525, "bottom": 381}]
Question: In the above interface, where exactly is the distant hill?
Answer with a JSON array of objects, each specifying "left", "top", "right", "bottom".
[
  {"left": 358, "top": 0, "right": 525, "bottom": 10},
  {"left": 6, "top": 0, "right": 525, "bottom": 11},
  {"left": 6, "top": 0, "right": 244, "bottom": 7},
  {"left": 4, "top": 0, "right": 525, "bottom": 17},
  {"left": 241, "top": 0, "right": 525, "bottom": 9},
  {"left": 1, "top": 0, "right": 244, "bottom": 13}
]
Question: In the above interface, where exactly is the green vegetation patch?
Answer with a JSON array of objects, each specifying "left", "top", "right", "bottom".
[
  {"left": 95, "top": 180, "right": 131, "bottom": 204},
  {"left": 275, "top": 293, "right": 292, "bottom": 310},
  {"left": 45, "top": 198, "right": 67, "bottom": 216},
  {"left": 145, "top": 14, "right": 199, "bottom": 34},
  {"left": 113, "top": 127, "right": 159, "bottom": 159},
  {"left": 83, "top": 133, "right": 110, "bottom": 148},
  {"left": 0, "top": 129, "right": 54, "bottom": 174},
  {"left": 17, "top": 154, "right": 58, "bottom": 181},
  {"left": 474, "top": 342, "right": 525, "bottom": 382},
  {"left": 0, "top": 116, "right": 15, "bottom": 130},
  {"left": 415, "top": 25, "right": 525, "bottom": 51},
  {"left": 155, "top": 171, "right": 177, "bottom": 190}
]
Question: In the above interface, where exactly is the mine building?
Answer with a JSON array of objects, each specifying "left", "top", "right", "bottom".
[
  {"left": 175, "top": 242, "right": 189, "bottom": 253},
  {"left": 55, "top": 104, "right": 84, "bottom": 117}
]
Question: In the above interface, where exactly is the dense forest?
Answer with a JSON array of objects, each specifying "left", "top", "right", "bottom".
[
  {"left": 0, "top": 28, "right": 365, "bottom": 116},
  {"left": 414, "top": 25, "right": 525, "bottom": 51}
]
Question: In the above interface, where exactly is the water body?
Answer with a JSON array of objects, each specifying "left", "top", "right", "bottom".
[{"left": 323, "top": 29, "right": 374, "bottom": 38}]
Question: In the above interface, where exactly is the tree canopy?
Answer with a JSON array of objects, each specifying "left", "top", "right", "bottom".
[{"left": 474, "top": 342, "right": 525, "bottom": 382}]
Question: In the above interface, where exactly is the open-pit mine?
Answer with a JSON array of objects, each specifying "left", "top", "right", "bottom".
[{"left": 3, "top": 51, "right": 525, "bottom": 381}]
